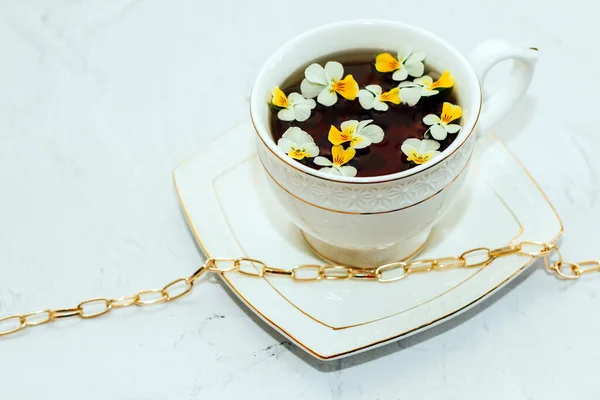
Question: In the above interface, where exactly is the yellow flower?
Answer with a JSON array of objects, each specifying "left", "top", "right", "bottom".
[
  {"left": 314, "top": 145, "right": 357, "bottom": 177},
  {"left": 423, "top": 102, "right": 463, "bottom": 140},
  {"left": 375, "top": 53, "right": 400, "bottom": 72},
  {"left": 380, "top": 88, "right": 401, "bottom": 103},
  {"left": 403, "top": 70, "right": 454, "bottom": 94},
  {"left": 271, "top": 87, "right": 289, "bottom": 108},
  {"left": 401, "top": 138, "right": 441, "bottom": 165},
  {"left": 358, "top": 85, "right": 401, "bottom": 111},
  {"left": 398, "top": 71, "right": 455, "bottom": 106},
  {"left": 420, "top": 70, "right": 455, "bottom": 91},
  {"left": 270, "top": 87, "right": 316, "bottom": 122},
  {"left": 300, "top": 61, "right": 359, "bottom": 106},
  {"left": 328, "top": 119, "right": 384, "bottom": 149},
  {"left": 375, "top": 50, "right": 425, "bottom": 81}
]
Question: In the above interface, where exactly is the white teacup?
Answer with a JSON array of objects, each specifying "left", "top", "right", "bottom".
[{"left": 250, "top": 20, "right": 537, "bottom": 269}]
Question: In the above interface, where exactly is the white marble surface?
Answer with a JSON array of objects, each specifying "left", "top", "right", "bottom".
[{"left": 0, "top": 1, "right": 598, "bottom": 399}]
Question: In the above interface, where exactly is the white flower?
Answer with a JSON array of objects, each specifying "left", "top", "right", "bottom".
[
  {"left": 423, "top": 102, "right": 462, "bottom": 140},
  {"left": 277, "top": 127, "right": 320, "bottom": 160},
  {"left": 401, "top": 138, "right": 441, "bottom": 165},
  {"left": 314, "top": 145, "right": 357, "bottom": 177},
  {"left": 328, "top": 119, "right": 384, "bottom": 149},
  {"left": 358, "top": 85, "right": 401, "bottom": 111},
  {"left": 300, "top": 61, "right": 359, "bottom": 106},
  {"left": 375, "top": 50, "right": 425, "bottom": 81},
  {"left": 398, "top": 70, "right": 455, "bottom": 106},
  {"left": 270, "top": 87, "right": 316, "bottom": 122}
]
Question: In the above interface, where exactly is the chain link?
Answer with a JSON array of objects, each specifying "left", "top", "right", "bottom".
[{"left": 1, "top": 243, "right": 598, "bottom": 337}]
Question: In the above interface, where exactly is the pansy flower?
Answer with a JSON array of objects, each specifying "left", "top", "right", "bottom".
[
  {"left": 328, "top": 119, "right": 384, "bottom": 149},
  {"left": 277, "top": 127, "right": 319, "bottom": 160},
  {"left": 401, "top": 138, "right": 441, "bottom": 165},
  {"left": 398, "top": 71, "right": 455, "bottom": 106},
  {"left": 270, "top": 87, "right": 316, "bottom": 122},
  {"left": 314, "top": 145, "right": 357, "bottom": 177},
  {"left": 358, "top": 85, "right": 401, "bottom": 111},
  {"left": 300, "top": 61, "right": 359, "bottom": 106},
  {"left": 423, "top": 102, "right": 462, "bottom": 140},
  {"left": 375, "top": 50, "right": 425, "bottom": 81}
]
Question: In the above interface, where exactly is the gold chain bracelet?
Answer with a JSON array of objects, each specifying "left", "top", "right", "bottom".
[{"left": 1, "top": 240, "right": 598, "bottom": 337}]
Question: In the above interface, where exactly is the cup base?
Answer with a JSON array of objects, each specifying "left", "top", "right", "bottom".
[{"left": 301, "top": 230, "right": 431, "bottom": 270}]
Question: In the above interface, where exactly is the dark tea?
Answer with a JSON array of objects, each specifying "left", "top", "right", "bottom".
[{"left": 269, "top": 49, "right": 462, "bottom": 178}]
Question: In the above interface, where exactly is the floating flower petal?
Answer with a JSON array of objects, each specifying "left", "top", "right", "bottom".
[
  {"left": 314, "top": 145, "right": 357, "bottom": 177},
  {"left": 271, "top": 87, "right": 289, "bottom": 108},
  {"left": 328, "top": 119, "right": 384, "bottom": 149},
  {"left": 358, "top": 85, "right": 401, "bottom": 111},
  {"left": 300, "top": 61, "right": 359, "bottom": 106},
  {"left": 277, "top": 127, "right": 320, "bottom": 160},
  {"left": 401, "top": 138, "right": 441, "bottom": 165},
  {"left": 375, "top": 50, "right": 425, "bottom": 81},
  {"left": 270, "top": 88, "right": 317, "bottom": 122},
  {"left": 423, "top": 102, "right": 462, "bottom": 140},
  {"left": 398, "top": 70, "right": 455, "bottom": 106},
  {"left": 375, "top": 53, "right": 400, "bottom": 73},
  {"left": 396, "top": 86, "right": 422, "bottom": 106},
  {"left": 430, "top": 70, "right": 454, "bottom": 90}
]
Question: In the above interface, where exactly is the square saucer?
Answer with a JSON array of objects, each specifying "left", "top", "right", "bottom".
[{"left": 173, "top": 123, "right": 562, "bottom": 360}]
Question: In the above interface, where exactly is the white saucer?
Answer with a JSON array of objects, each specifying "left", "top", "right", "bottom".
[{"left": 173, "top": 123, "right": 562, "bottom": 361}]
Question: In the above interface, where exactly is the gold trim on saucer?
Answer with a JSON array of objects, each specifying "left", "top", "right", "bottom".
[
  {"left": 173, "top": 162, "right": 328, "bottom": 360},
  {"left": 172, "top": 132, "right": 563, "bottom": 360},
  {"left": 489, "top": 133, "right": 564, "bottom": 234},
  {"left": 470, "top": 165, "right": 525, "bottom": 245},
  {"left": 209, "top": 153, "right": 523, "bottom": 331},
  {"left": 259, "top": 166, "right": 524, "bottom": 331}
]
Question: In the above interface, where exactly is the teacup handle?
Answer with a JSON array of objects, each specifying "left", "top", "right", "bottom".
[{"left": 468, "top": 40, "right": 538, "bottom": 134}]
